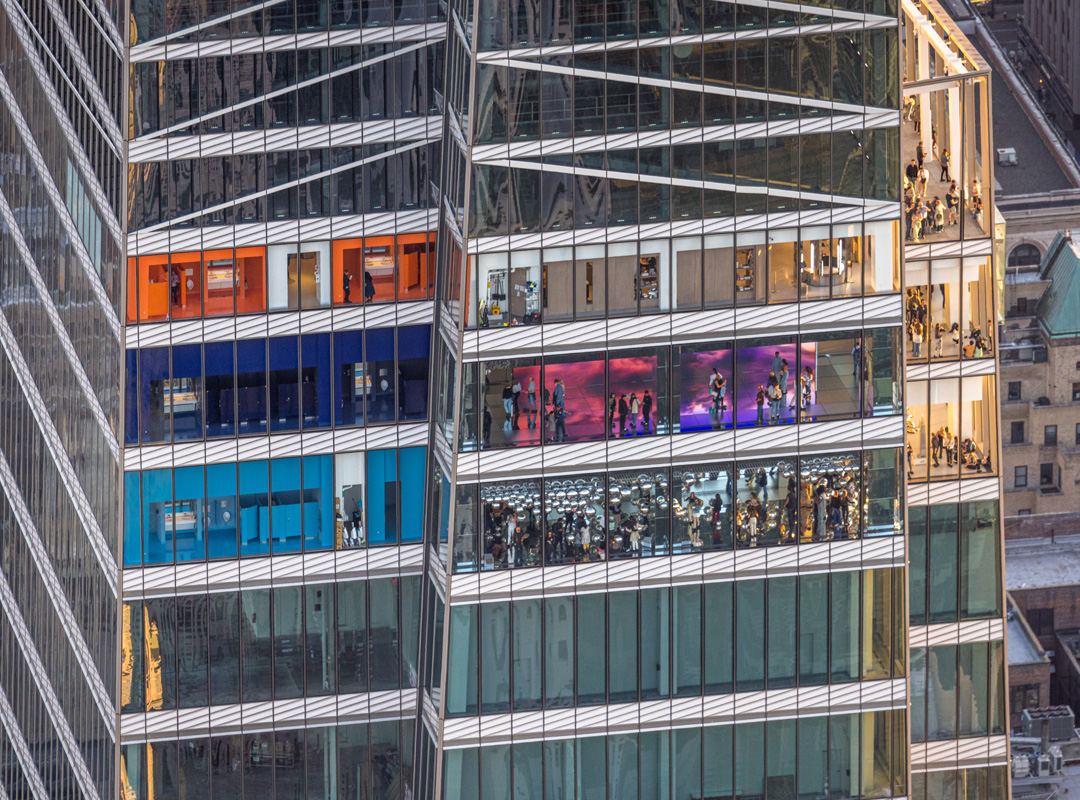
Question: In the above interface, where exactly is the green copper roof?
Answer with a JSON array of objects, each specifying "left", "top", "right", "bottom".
[{"left": 1037, "top": 231, "right": 1080, "bottom": 339}]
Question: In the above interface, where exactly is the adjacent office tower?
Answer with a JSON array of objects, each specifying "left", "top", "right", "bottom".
[{"left": 0, "top": 0, "right": 1007, "bottom": 797}]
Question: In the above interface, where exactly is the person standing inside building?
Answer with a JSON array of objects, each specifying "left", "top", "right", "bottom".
[
  {"left": 364, "top": 271, "right": 376, "bottom": 303},
  {"left": 618, "top": 394, "right": 629, "bottom": 435},
  {"left": 502, "top": 381, "right": 514, "bottom": 431},
  {"left": 712, "top": 370, "right": 727, "bottom": 419},
  {"left": 608, "top": 392, "right": 617, "bottom": 435},
  {"left": 906, "top": 158, "right": 919, "bottom": 185},
  {"left": 946, "top": 182, "right": 960, "bottom": 226},
  {"left": 629, "top": 393, "right": 640, "bottom": 434},
  {"left": 552, "top": 378, "right": 565, "bottom": 411},
  {"left": 527, "top": 377, "right": 537, "bottom": 429},
  {"left": 756, "top": 385, "right": 766, "bottom": 426},
  {"left": 641, "top": 389, "right": 653, "bottom": 434}
]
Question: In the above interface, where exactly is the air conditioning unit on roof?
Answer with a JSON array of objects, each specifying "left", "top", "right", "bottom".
[{"left": 998, "top": 147, "right": 1018, "bottom": 166}]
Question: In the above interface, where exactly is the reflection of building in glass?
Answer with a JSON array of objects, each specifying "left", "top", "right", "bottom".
[
  {"left": 0, "top": 0, "right": 439, "bottom": 788},
  {"left": 1001, "top": 230, "right": 1080, "bottom": 534}
]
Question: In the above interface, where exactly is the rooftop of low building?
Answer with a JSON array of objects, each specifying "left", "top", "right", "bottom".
[{"left": 1006, "top": 534, "right": 1080, "bottom": 589}]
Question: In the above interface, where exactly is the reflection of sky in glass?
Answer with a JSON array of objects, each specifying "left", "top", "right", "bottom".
[
  {"left": 679, "top": 349, "right": 734, "bottom": 430},
  {"left": 543, "top": 360, "right": 605, "bottom": 441},
  {"left": 734, "top": 344, "right": 811, "bottom": 426},
  {"left": 609, "top": 356, "right": 658, "bottom": 433},
  {"left": 497, "top": 364, "right": 542, "bottom": 447},
  {"left": 680, "top": 344, "right": 818, "bottom": 429}
]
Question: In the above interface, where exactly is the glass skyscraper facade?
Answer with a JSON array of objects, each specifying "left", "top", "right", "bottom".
[{"left": 0, "top": 0, "right": 1008, "bottom": 797}]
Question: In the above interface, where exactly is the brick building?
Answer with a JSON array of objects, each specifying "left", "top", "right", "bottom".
[{"left": 1002, "top": 230, "right": 1080, "bottom": 536}]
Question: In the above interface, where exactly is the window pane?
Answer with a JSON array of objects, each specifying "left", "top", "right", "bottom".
[
  {"left": 369, "top": 578, "right": 401, "bottom": 691},
  {"left": 674, "top": 728, "right": 702, "bottom": 800},
  {"left": 398, "top": 324, "right": 431, "bottom": 420},
  {"left": 143, "top": 468, "right": 174, "bottom": 564},
  {"left": 959, "top": 642, "right": 988, "bottom": 736},
  {"left": 864, "top": 568, "right": 895, "bottom": 680},
  {"left": 577, "top": 594, "right": 607, "bottom": 705},
  {"left": 173, "top": 466, "right": 205, "bottom": 562},
  {"left": 399, "top": 447, "right": 426, "bottom": 542},
  {"left": 269, "top": 335, "right": 300, "bottom": 432},
  {"left": 767, "top": 718, "right": 796, "bottom": 798},
  {"left": 609, "top": 591, "right": 638, "bottom": 703},
  {"left": 798, "top": 716, "right": 828, "bottom": 798},
  {"left": 305, "top": 584, "right": 335, "bottom": 696},
  {"left": 176, "top": 595, "right": 208, "bottom": 707},
  {"left": 241, "top": 588, "right": 272, "bottom": 702},
  {"left": 271, "top": 457, "right": 304, "bottom": 553},
  {"left": 928, "top": 504, "right": 959, "bottom": 623},
  {"left": 544, "top": 741, "right": 574, "bottom": 800},
  {"left": 124, "top": 472, "right": 142, "bottom": 566},
  {"left": 237, "top": 339, "right": 267, "bottom": 433},
  {"left": 204, "top": 341, "right": 235, "bottom": 437},
  {"left": 829, "top": 714, "right": 858, "bottom": 799},
  {"left": 140, "top": 347, "right": 170, "bottom": 443},
  {"left": 734, "top": 722, "right": 765, "bottom": 798},
  {"left": 301, "top": 333, "right": 332, "bottom": 428},
  {"left": 927, "top": 645, "right": 958, "bottom": 740},
  {"left": 673, "top": 586, "right": 702, "bottom": 697},
  {"left": 608, "top": 734, "right": 638, "bottom": 799},
  {"left": 334, "top": 330, "right": 365, "bottom": 426},
  {"left": 171, "top": 344, "right": 203, "bottom": 441},
  {"left": 365, "top": 327, "right": 396, "bottom": 423},
  {"left": 640, "top": 588, "right": 669, "bottom": 699},
  {"left": 209, "top": 593, "right": 240, "bottom": 705},
  {"left": 736, "top": 580, "right": 765, "bottom": 691},
  {"left": 273, "top": 585, "right": 304, "bottom": 699},
  {"left": 206, "top": 463, "right": 238, "bottom": 558},
  {"left": 480, "top": 602, "right": 511, "bottom": 713},
  {"left": 768, "top": 577, "right": 797, "bottom": 688},
  {"left": 545, "top": 597, "right": 574, "bottom": 708},
  {"left": 909, "top": 506, "right": 927, "bottom": 625},
  {"left": 366, "top": 449, "right": 399, "bottom": 544},
  {"left": 303, "top": 454, "right": 334, "bottom": 550},
  {"left": 338, "top": 581, "right": 369, "bottom": 694},
  {"left": 239, "top": 460, "right": 270, "bottom": 557},
  {"left": 960, "top": 501, "right": 1001, "bottom": 618},
  {"left": 704, "top": 725, "right": 733, "bottom": 797},
  {"left": 704, "top": 582, "right": 733, "bottom": 693},
  {"left": 513, "top": 599, "right": 542, "bottom": 710},
  {"left": 144, "top": 597, "right": 177, "bottom": 710},
  {"left": 799, "top": 573, "right": 829, "bottom": 685},
  {"left": 831, "top": 571, "right": 859, "bottom": 682}
]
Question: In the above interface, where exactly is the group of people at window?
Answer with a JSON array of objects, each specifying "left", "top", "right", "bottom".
[
  {"left": 901, "top": 95, "right": 989, "bottom": 241},
  {"left": 905, "top": 286, "right": 991, "bottom": 361},
  {"left": 451, "top": 450, "right": 901, "bottom": 572},
  {"left": 462, "top": 330, "right": 900, "bottom": 452},
  {"left": 905, "top": 376, "right": 998, "bottom": 481}
]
